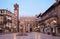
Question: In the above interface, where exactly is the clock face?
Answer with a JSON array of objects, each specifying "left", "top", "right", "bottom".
[{"left": 15, "top": 10, "right": 18, "bottom": 16}]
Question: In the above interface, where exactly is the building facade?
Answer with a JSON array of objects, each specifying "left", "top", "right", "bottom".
[
  {"left": 0, "top": 3, "right": 19, "bottom": 33},
  {"left": 37, "top": 0, "right": 60, "bottom": 35},
  {"left": 19, "top": 17, "right": 39, "bottom": 33},
  {"left": 0, "top": 9, "right": 12, "bottom": 33}
]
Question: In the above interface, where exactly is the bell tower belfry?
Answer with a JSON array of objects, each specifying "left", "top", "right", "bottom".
[{"left": 14, "top": 3, "right": 19, "bottom": 18}]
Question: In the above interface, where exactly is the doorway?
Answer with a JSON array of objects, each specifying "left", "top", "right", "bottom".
[{"left": 30, "top": 28, "right": 32, "bottom": 32}]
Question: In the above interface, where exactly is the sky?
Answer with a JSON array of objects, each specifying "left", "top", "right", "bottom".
[{"left": 0, "top": 0, "right": 56, "bottom": 17}]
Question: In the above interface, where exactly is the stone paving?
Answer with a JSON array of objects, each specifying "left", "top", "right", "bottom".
[{"left": 0, "top": 32, "right": 60, "bottom": 39}]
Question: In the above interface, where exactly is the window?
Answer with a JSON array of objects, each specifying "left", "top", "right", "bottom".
[
  {"left": 6, "top": 16, "right": 11, "bottom": 20},
  {"left": 1, "top": 10, "right": 4, "bottom": 13},
  {"left": 8, "top": 23, "right": 11, "bottom": 28},
  {"left": 4, "top": 10, "right": 6, "bottom": 14},
  {"left": 1, "top": 10, "right": 2, "bottom": 13},
  {"left": 0, "top": 17, "right": 1, "bottom": 22},
  {"left": 6, "top": 23, "right": 9, "bottom": 27},
  {"left": 0, "top": 21, "right": 2, "bottom": 24},
  {"left": 0, "top": 16, "right": 3, "bottom": 22}
]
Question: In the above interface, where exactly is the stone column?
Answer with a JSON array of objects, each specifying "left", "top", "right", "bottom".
[
  {"left": 56, "top": 27, "right": 58, "bottom": 34},
  {"left": 28, "top": 24, "right": 30, "bottom": 32},
  {"left": 23, "top": 24, "right": 26, "bottom": 34},
  {"left": 32, "top": 23, "right": 34, "bottom": 32}
]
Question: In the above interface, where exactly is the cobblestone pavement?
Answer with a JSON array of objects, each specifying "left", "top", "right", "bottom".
[{"left": 0, "top": 32, "right": 60, "bottom": 39}]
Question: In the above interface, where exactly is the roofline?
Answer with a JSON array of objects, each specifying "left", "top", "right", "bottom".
[
  {"left": 41, "top": 2, "right": 60, "bottom": 17},
  {"left": 37, "top": 2, "right": 60, "bottom": 17},
  {"left": 0, "top": 9, "right": 14, "bottom": 14}
]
